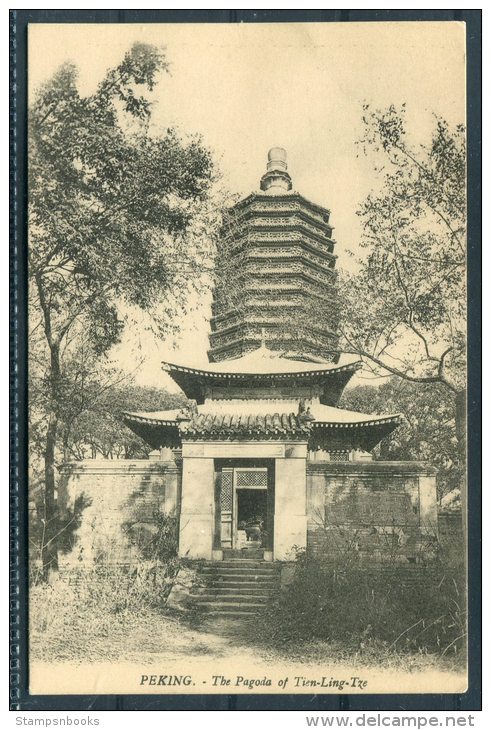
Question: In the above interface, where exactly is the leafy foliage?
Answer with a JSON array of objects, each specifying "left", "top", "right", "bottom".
[
  {"left": 340, "top": 379, "right": 462, "bottom": 500},
  {"left": 61, "top": 382, "right": 188, "bottom": 461},
  {"left": 124, "top": 512, "right": 180, "bottom": 565},
  {"left": 29, "top": 42, "right": 216, "bottom": 576},
  {"left": 29, "top": 493, "right": 93, "bottom": 572},
  {"left": 260, "top": 550, "right": 466, "bottom": 658},
  {"left": 30, "top": 562, "right": 181, "bottom": 662},
  {"left": 29, "top": 42, "right": 215, "bottom": 358},
  {"left": 339, "top": 105, "right": 466, "bottom": 395}
]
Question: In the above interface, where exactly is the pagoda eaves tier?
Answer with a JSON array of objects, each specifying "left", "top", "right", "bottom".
[
  {"left": 123, "top": 348, "right": 401, "bottom": 455},
  {"left": 209, "top": 147, "right": 339, "bottom": 363}
]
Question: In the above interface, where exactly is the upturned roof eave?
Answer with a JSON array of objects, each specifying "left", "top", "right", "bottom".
[
  {"left": 161, "top": 358, "right": 362, "bottom": 403},
  {"left": 161, "top": 358, "right": 362, "bottom": 381},
  {"left": 312, "top": 414, "right": 402, "bottom": 429},
  {"left": 122, "top": 410, "right": 401, "bottom": 431},
  {"left": 122, "top": 412, "right": 180, "bottom": 427},
  {"left": 122, "top": 409, "right": 401, "bottom": 451},
  {"left": 233, "top": 190, "right": 331, "bottom": 217}
]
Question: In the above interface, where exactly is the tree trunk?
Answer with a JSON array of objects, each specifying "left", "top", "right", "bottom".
[
  {"left": 42, "top": 410, "right": 59, "bottom": 580},
  {"left": 62, "top": 431, "right": 69, "bottom": 463},
  {"left": 35, "top": 275, "right": 64, "bottom": 581},
  {"left": 455, "top": 388, "right": 467, "bottom": 549},
  {"left": 455, "top": 388, "right": 466, "bottom": 463},
  {"left": 41, "top": 338, "right": 63, "bottom": 581}
]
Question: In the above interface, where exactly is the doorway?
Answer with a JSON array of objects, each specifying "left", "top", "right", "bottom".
[
  {"left": 236, "top": 488, "right": 268, "bottom": 548},
  {"left": 214, "top": 460, "right": 275, "bottom": 555}
]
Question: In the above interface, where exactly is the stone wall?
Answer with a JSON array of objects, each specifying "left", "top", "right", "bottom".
[
  {"left": 306, "top": 461, "right": 438, "bottom": 565},
  {"left": 57, "top": 460, "right": 180, "bottom": 566},
  {"left": 56, "top": 457, "right": 440, "bottom": 567}
]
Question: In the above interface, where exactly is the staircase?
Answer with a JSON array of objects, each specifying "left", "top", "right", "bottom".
[{"left": 194, "top": 560, "right": 280, "bottom": 617}]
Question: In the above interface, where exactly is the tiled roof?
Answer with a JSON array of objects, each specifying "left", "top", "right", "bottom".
[
  {"left": 123, "top": 404, "right": 401, "bottom": 428},
  {"left": 122, "top": 409, "right": 182, "bottom": 426},
  {"left": 309, "top": 403, "right": 401, "bottom": 427},
  {"left": 122, "top": 409, "right": 314, "bottom": 445},
  {"left": 122, "top": 402, "right": 402, "bottom": 451},
  {"left": 162, "top": 349, "right": 361, "bottom": 377},
  {"left": 179, "top": 412, "right": 312, "bottom": 438}
]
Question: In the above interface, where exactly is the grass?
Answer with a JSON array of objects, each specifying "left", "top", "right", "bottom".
[
  {"left": 253, "top": 550, "right": 467, "bottom": 672},
  {"left": 29, "top": 564, "right": 465, "bottom": 676},
  {"left": 29, "top": 562, "right": 178, "bottom": 663}
]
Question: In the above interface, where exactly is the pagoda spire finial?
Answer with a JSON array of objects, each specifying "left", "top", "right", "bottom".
[
  {"left": 261, "top": 327, "right": 267, "bottom": 348},
  {"left": 260, "top": 147, "right": 292, "bottom": 192}
]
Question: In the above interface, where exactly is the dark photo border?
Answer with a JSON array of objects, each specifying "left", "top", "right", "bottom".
[{"left": 9, "top": 8, "right": 482, "bottom": 712}]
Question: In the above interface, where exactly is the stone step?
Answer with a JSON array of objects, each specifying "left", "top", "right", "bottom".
[
  {"left": 207, "top": 579, "right": 278, "bottom": 590},
  {"left": 208, "top": 560, "right": 275, "bottom": 569},
  {"left": 204, "top": 574, "right": 278, "bottom": 584},
  {"left": 205, "top": 610, "right": 258, "bottom": 617},
  {"left": 196, "top": 593, "right": 270, "bottom": 604},
  {"left": 205, "top": 586, "right": 275, "bottom": 595},
  {"left": 201, "top": 565, "right": 277, "bottom": 575},
  {"left": 206, "top": 575, "right": 279, "bottom": 588},
  {"left": 222, "top": 549, "right": 265, "bottom": 560},
  {"left": 198, "top": 601, "right": 266, "bottom": 613}
]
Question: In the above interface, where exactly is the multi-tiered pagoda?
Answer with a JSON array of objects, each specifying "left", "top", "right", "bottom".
[
  {"left": 209, "top": 147, "right": 338, "bottom": 362},
  {"left": 120, "top": 149, "right": 435, "bottom": 564}
]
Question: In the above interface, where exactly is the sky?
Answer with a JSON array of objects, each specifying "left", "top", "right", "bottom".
[{"left": 29, "top": 22, "right": 466, "bottom": 391}]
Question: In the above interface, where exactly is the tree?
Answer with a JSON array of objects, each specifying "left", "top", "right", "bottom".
[
  {"left": 62, "top": 383, "right": 188, "bottom": 461},
  {"left": 340, "top": 379, "right": 462, "bottom": 501},
  {"left": 29, "top": 43, "right": 216, "bottom": 577},
  {"left": 338, "top": 105, "right": 466, "bottom": 476}
]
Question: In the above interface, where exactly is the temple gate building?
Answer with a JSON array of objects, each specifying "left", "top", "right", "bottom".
[{"left": 59, "top": 149, "right": 438, "bottom": 568}]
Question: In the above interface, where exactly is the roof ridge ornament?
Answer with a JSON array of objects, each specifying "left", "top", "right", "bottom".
[
  {"left": 260, "top": 147, "right": 293, "bottom": 193},
  {"left": 298, "top": 398, "right": 316, "bottom": 423},
  {"left": 175, "top": 401, "right": 198, "bottom": 422}
]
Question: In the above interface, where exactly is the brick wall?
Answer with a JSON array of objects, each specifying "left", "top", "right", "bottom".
[
  {"left": 57, "top": 460, "right": 180, "bottom": 566},
  {"left": 306, "top": 461, "right": 438, "bottom": 565},
  {"left": 56, "top": 458, "right": 441, "bottom": 568}
]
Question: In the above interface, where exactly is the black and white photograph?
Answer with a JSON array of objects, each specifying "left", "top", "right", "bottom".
[{"left": 24, "top": 19, "right": 469, "bottom": 697}]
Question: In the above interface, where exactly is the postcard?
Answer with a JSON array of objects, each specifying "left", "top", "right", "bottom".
[{"left": 25, "top": 20, "right": 468, "bottom": 697}]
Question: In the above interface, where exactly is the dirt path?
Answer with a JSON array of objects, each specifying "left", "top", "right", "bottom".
[
  {"left": 30, "top": 610, "right": 467, "bottom": 696},
  {"left": 122, "top": 614, "right": 263, "bottom": 663}
]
